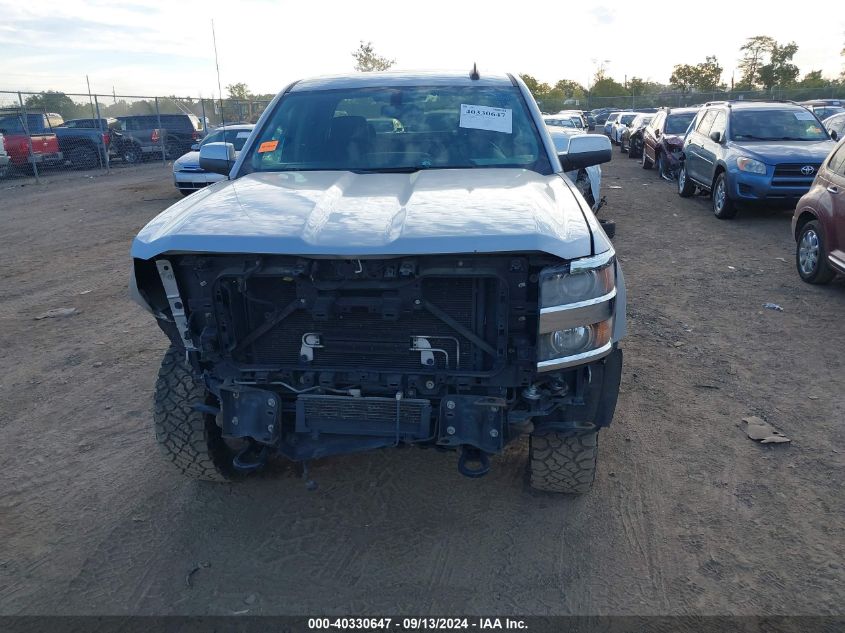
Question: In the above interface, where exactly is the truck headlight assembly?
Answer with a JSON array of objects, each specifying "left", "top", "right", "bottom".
[
  {"left": 537, "top": 252, "right": 616, "bottom": 370},
  {"left": 736, "top": 156, "right": 767, "bottom": 174}
]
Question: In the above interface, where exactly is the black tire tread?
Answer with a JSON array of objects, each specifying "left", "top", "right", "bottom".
[
  {"left": 528, "top": 430, "right": 598, "bottom": 494},
  {"left": 797, "top": 220, "right": 835, "bottom": 284},
  {"left": 153, "top": 347, "right": 231, "bottom": 481}
]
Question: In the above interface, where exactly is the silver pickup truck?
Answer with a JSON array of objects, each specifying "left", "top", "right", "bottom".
[{"left": 130, "top": 70, "right": 625, "bottom": 493}]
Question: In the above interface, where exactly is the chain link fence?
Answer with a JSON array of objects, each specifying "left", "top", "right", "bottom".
[
  {"left": 2, "top": 85, "right": 844, "bottom": 188},
  {"left": 584, "top": 87, "right": 845, "bottom": 111},
  {"left": 0, "top": 89, "right": 273, "bottom": 185}
]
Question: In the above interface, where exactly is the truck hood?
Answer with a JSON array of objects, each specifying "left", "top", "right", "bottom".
[
  {"left": 729, "top": 139, "right": 837, "bottom": 164},
  {"left": 131, "top": 169, "right": 597, "bottom": 261}
]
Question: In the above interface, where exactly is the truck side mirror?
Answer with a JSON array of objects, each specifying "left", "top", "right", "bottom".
[
  {"left": 709, "top": 131, "right": 723, "bottom": 143},
  {"left": 559, "top": 134, "right": 612, "bottom": 171},
  {"left": 199, "top": 142, "right": 235, "bottom": 176}
]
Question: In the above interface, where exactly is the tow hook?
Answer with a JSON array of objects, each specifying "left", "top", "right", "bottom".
[
  {"left": 457, "top": 446, "right": 490, "bottom": 478},
  {"left": 232, "top": 441, "right": 270, "bottom": 472}
]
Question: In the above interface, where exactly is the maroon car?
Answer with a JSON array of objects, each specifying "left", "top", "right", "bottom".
[
  {"left": 792, "top": 138, "right": 845, "bottom": 284},
  {"left": 641, "top": 107, "right": 699, "bottom": 178}
]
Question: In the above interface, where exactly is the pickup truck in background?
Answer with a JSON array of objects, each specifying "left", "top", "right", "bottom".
[
  {"left": 0, "top": 132, "right": 10, "bottom": 178},
  {"left": 0, "top": 111, "right": 63, "bottom": 171}
]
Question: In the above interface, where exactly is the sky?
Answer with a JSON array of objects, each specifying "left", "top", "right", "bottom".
[{"left": 0, "top": 0, "right": 843, "bottom": 100}]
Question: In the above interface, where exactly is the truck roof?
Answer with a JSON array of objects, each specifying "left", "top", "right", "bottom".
[{"left": 290, "top": 70, "right": 515, "bottom": 92}]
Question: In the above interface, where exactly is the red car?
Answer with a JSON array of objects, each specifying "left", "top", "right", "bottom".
[{"left": 792, "top": 138, "right": 845, "bottom": 283}]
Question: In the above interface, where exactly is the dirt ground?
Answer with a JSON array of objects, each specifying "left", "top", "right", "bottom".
[{"left": 1, "top": 155, "right": 843, "bottom": 617}]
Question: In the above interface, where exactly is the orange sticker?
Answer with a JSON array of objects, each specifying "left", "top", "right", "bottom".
[{"left": 258, "top": 140, "right": 279, "bottom": 153}]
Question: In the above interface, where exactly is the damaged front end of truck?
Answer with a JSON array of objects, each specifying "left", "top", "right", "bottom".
[{"left": 132, "top": 247, "right": 623, "bottom": 487}]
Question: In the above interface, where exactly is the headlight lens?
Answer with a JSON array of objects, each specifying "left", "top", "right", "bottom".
[
  {"left": 538, "top": 321, "right": 612, "bottom": 362},
  {"left": 736, "top": 156, "right": 767, "bottom": 174},
  {"left": 537, "top": 253, "right": 617, "bottom": 368},
  {"left": 540, "top": 259, "right": 615, "bottom": 308}
]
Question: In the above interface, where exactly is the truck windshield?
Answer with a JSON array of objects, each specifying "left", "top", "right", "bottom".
[
  {"left": 240, "top": 85, "right": 550, "bottom": 174},
  {"left": 730, "top": 109, "right": 829, "bottom": 141}
]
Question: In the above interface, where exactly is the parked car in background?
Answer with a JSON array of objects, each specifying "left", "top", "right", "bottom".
[
  {"left": 642, "top": 107, "right": 699, "bottom": 178},
  {"left": 172, "top": 123, "right": 254, "bottom": 195},
  {"left": 791, "top": 137, "right": 845, "bottom": 283},
  {"left": 0, "top": 111, "right": 63, "bottom": 170},
  {"left": 799, "top": 100, "right": 845, "bottom": 123},
  {"left": 0, "top": 132, "right": 10, "bottom": 178},
  {"left": 544, "top": 116, "right": 577, "bottom": 129},
  {"left": 822, "top": 112, "right": 845, "bottom": 140},
  {"left": 593, "top": 109, "right": 615, "bottom": 125},
  {"left": 603, "top": 112, "right": 622, "bottom": 137},
  {"left": 609, "top": 112, "right": 641, "bottom": 145},
  {"left": 115, "top": 115, "right": 168, "bottom": 163},
  {"left": 117, "top": 113, "right": 204, "bottom": 161},
  {"left": 677, "top": 101, "right": 836, "bottom": 219},
  {"left": 620, "top": 113, "right": 654, "bottom": 156},
  {"left": 556, "top": 110, "right": 587, "bottom": 132}
]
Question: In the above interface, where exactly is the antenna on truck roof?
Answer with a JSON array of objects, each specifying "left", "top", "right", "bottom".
[{"left": 211, "top": 19, "right": 231, "bottom": 173}]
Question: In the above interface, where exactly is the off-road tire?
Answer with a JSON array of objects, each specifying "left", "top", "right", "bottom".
[
  {"left": 154, "top": 346, "right": 233, "bottom": 481},
  {"left": 528, "top": 430, "right": 598, "bottom": 494},
  {"left": 796, "top": 220, "right": 835, "bottom": 284}
]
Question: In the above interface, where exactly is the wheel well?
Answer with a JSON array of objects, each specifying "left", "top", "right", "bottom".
[
  {"left": 711, "top": 164, "right": 726, "bottom": 190},
  {"left": 794, "top": 210, "right": 818, "bottom": 240}
]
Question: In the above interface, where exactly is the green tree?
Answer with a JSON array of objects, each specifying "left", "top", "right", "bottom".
[
  {"left": 669, "top": 64, "right": 698, "bottom": 93},
  {"left": 225, "top": 83, "right": 251, "bottom": 100},
  {"left": 670, "top": 56, "right": 725, "bottom": 93},
  {"left": 797, "top": 70, "right": 829, "bottom": 89},
  {"left": 758, "top": 41, "right": 799, "bottom": 89},
  {"left": 738, "top": 35, "right": 776, "bottom": 87},
  {"left": 24, "top": 91, "right": 86, "bottom": 119},
  {"left": 554, "top": 79, "right": 587, "bottom": 100},
  {"left": 590, "top": 77, "right": 626, "bottom": 98},
  {"left": 352, "top": 41, "right": 395, "bottom": 72}
]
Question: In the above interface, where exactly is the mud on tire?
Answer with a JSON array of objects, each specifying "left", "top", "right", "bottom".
[
  {"left": 528, "top": 430, "right": 598, "bottom": 494},
  {"left": 154, "top": 346, "right": 233, "bottom": 481}
]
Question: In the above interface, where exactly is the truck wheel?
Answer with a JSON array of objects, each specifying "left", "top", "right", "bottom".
[
  {"left": 528, "top": 430, "right": 598, "bottom": 494},
  {"left": 678, "top": 164, "right": 695, "bottom": 197},
  {"left": 165, "top": 140, "right": 181, "bottom": 160},
  {"left": 641, "top": 148, "right": 653, "bottom": 170},
  {"left": 712, "top": 172, "right": 737, "bottom": 219},
  {"left": 123, "top": 144, "right": 142, "bottom": 164},
  {"left": 796, "top": 220, "right": 835, "bottom": 284},
  {"left": 68, "top": 146, "right": 99, "bottom": 170},
  {"left": 154, "top": 346, "right": 234, "bottom": 481}
]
